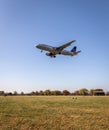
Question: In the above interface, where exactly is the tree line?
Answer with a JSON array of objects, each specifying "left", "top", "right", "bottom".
[{"left": 0, "top": 88, "right": 109, "bottom": 96}]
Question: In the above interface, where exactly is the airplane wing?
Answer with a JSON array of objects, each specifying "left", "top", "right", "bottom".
[{"left": 56, "top": 40, "right": 76, "bottom": 51}]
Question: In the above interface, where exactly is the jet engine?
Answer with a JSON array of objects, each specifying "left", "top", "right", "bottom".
[
  {"left": 46, "top": 52, "right": 50, "bottom": 56},
  {"left": 46, "top": 52, "right": 56, "bottom": 58}
]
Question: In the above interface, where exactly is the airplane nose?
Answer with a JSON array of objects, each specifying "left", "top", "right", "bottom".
[{"left": 35, "top": 45, "right": 38, "bottom": 48}]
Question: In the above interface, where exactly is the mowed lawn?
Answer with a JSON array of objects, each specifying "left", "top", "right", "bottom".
[{"left": 0, "top": 96, "right": 109, "bottom": 130}]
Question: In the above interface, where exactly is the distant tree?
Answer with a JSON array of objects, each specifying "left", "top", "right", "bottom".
[
  {"left": 95, "top": 89, "right": 104, "bottom": 91},
  {"left": 71, "top": 92, "right": 75, "bottom": 95},
  {"left": 62, "top": 90, "right": 70, "bottom": 95},
  {"left": 106, "top": 92, "right": 109, "bottom": 96},
  {"left": 51, "top": 90, "right": 62, "bottom": 95},
  {"left": 0, "top": 91, "right": 4, "bottom": 96},
  {"left": 74, "top": 90, "right": 80, "bottom": 95},
  {"left": 7, "top": 92, "right": 13, "bottom": 96},
  {"left": 39, "top": 90, "right": 44, "bottom": 95},
  {"left": 13, "top": 91, "right": 18, "bottom": 96},
  {"left": 79, "top": 88, "right": 89, "bottom": 95},
  {"left": 44, "top": 89, "right": 51, "bottom": 95},
  {"left": 30, "top": 91, "right": 36, "bottom": 95},
  {"left": 93, "top": 89, "right": 105, "bottom": 96},
  {"left": 21, "top": 91, "right": 24, "bottom": 95},
  {"left": 35, "top": 91, "right": 39, "bottom": 95},
  {"left": 89, "top": 89, "right": 95, "bottom": 96}
]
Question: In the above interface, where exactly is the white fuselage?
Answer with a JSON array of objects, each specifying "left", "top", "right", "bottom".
[
  {"left": 36, "top": 44, "right": 61, "bottom": 54},
  {"left": 61, "top": 50, "right": 75, "bottom": 56}
]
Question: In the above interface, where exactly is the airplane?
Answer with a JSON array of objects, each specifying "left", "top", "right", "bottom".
[{"left": 35, "top": 40, "right": 81, "bottom": 58}]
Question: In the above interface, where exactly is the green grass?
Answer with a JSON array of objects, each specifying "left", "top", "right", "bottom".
[{"left": 0, "top": 96, "right": 109, "bottom": 130}]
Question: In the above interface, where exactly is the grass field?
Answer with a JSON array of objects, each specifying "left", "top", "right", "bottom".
[{"left": 0, "top": 96, "right": 109, "bottom": 130}]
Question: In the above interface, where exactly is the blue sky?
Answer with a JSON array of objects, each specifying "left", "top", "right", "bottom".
[{"left": 0, "top": 0, "right": 109, "bottom": 93}]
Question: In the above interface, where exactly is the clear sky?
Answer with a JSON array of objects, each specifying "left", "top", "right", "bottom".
[{"left": 0, "top": 0, "right": 109, "bottom": 93}]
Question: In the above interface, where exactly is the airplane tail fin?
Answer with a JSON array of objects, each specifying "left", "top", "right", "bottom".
[{"left": 71, "top": 46, "right": 77, "bottom": 52}]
